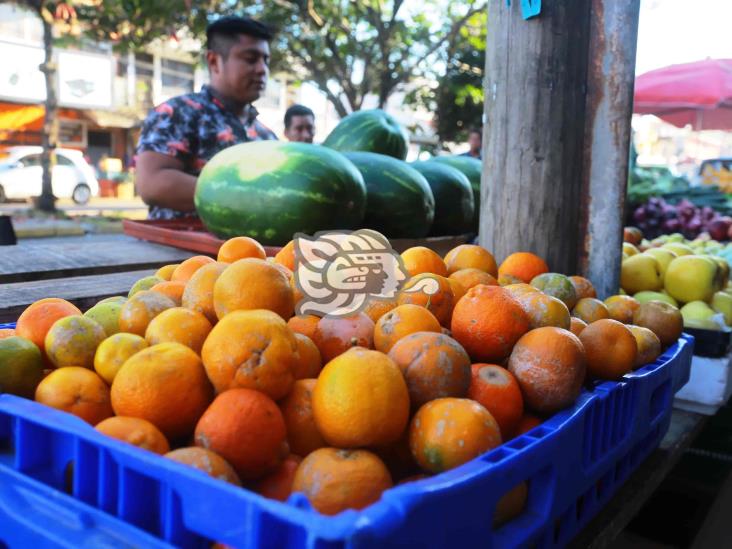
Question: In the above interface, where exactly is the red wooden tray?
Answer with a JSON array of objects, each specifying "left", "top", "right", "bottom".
[{"left": 122, "top": 219, "right": 473, "bottom": 257}]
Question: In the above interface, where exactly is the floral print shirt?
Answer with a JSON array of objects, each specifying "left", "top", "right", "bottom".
[{"left": 136, "top": 85, "right": 277, "bottom": 219}]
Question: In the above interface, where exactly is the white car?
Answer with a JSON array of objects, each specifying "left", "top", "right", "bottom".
[{"left": 0, "top": 146, "right": 99, "bottom": 204}]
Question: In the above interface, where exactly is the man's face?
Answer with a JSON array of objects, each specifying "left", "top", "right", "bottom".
[
  {"left": 468, "top": 131, "right": 481, "bottom": 152},
  {"left": 285, "top": 114, "right": 315, "bottom": 143},
  {"left": 208, "top": 34, "right": 270, "bottom": 104}
]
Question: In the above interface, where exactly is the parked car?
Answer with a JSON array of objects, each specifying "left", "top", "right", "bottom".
[{"left": 0, "top": 146, "right": 99, "bottom": 204}]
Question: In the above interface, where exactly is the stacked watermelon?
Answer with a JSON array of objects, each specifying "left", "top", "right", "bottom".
[{"left": 194, "top": 110, "right": 481, "bottom": 244}]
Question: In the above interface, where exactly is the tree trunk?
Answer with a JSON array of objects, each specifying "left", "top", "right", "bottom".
[
  {"left": 480, "top": 0, "right": 593, "bottom": 275},
  {"left": 37, "top": 10, "right": 57, "bottom": 212}
]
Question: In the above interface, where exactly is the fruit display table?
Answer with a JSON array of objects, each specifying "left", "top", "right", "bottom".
[{"left": 0, "top": 234, "right": 194, "bottom": 322}]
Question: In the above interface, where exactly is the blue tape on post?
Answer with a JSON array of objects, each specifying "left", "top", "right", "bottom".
[{"left": 506, "top": 0, "right": 542, "bottom": 19}]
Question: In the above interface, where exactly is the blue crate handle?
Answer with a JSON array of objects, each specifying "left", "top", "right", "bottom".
[{"left": 506, "top": 0, "right": 542, "bottom": 19}]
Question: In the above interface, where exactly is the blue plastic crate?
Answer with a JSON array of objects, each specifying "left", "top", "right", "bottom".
[{"left": 0, "top": 331, "right": 693, "bottom": 548}]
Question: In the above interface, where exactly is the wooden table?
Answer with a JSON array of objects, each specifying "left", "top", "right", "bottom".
[{"left": 0, "top": 234, "right": 196, "bottom": 322}]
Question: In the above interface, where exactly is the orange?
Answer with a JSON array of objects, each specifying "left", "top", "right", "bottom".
[
  {"left": 572, "top": 298, "right": 610, "bottom": 324},
  {"left": 495, "top": 482, "right": 529, "bottom": 527},
  {"left": 450, "top": 285, "right": 530, "bottom": 363},
  {"left": 217, "top": 236, "right": 266, "bottom": 263},
  {"left": 578, "top": 319, "right": 637, "bottom": 380},
  {"left": 292, "top": 448, "right": 392, "bottom": 515},
  {"left": 409, "top": 397, "right": 502, "bottom": 473},
  {"left": 165, "top": 447, "right": 241, "bottom": 485},
  {"left": 149, "top": 281, "right": 185, "bottom": 305},
  {"left": 397, "top": 274, "right": 454, "bottom": 326},
  {"left": 401, "top": 246, "right": 448, "bottom": 277},
  {"left": 195, "top": 388, "right": 288, "bottom": 479},
  {"left": 292, "top": 333, "right": 322, "bottom": 379},
  {"left": 569, "top": 276, "right": 597, "bottom": 300},
  {"left": 155, "top": 264, "right": 178, "bottom": 281},
  {"left": 468, "top": 364, "right": 524, "bottom": 439},
  {"left": 498, "top": 252, "right": 549, "bottom": 283},
  {"left": 213, "top": 258, "right": 294, "bottom": 320},
  {"left": 44, "top": 315, "right": 106, "bottom": 369},
  {"left": 253, "top": 454, "right": 302, "bottom": 501},
  {"left": 286, "top": 314, "right": 320, "bottom": 340},
  {"left": 362, "top": 299, "right": 397, "bottom": 324},
  {"left": 16, "top": 298, "right": 82, "bottom": 358},
  {"left": 498, "top": 274, "right": 524, "bottom": 286},
  {"left": 448, "top": 268, "right": 498, "bottom": 292},
  {"left": 444, "top": 244, "right": 498, "bottom": 277},
  {"left": 171, "top": 255, "right": 216, "bottom": 283},
  {"left": 515, "top": 292, "right": 571, "bottom": 330},
  {"left": 312, "top": 313, "right": 375, "bottom": 362},
  {"left": 95, "top": 416, "right": 170, "bottom": 454},
  {"left": 111, "top": 342, "right": 213, "bottom": 440},
  {"left": 604, "top": 295, "right": 641, "bottom": 324},
  {"left": 279, "top": 379, "right": 327, "bottom": 457},
  {"left": 503, "top": 283, "right": 540, "bottom": 300},
  {"left": 530, "top": 273, "right": 578, "bottom": 309},
  {"left": 515, "top": 413, "right": 542, "bottom": 435},
  {"left": 144, "top": 307, "right": 212, "bottom": 354},
  {"left": 446, "top": 278, "right": 467, "bottom": 304},
  {"left": 94, "top": 333, "right": 147, "bottom": 385},
  {"left": 569, "top": 317, "right": 588, "bottom": 336},
  {"left": 0, "top": 328, "right": 16, "bottom": 339},
  {"left": 387, "top": 331, "right": 471, "bottom": 409},
  {"left": 508, "top": 327, "right": 586, "bottom": 413},
  {"left": 374, "top": 304, "right": 441, "bottom": 353},
  {"left": 629, "top": 325, "right": 662, "bottom": 368},
  {"left": 181, "top": 261, "right": 228, "bottom": 324},
  {"left": 0, "top": 336, "right": 44, "bottom": 398},
  {"left": 632, "top": 301, "right": 683, "bottom": 348},
  {"left": 201, "top": 309, "right": 296, "bottom": 399},
  {"left": 313, "top": 347, "right": 409, "bottom": 448},
  {"left": 35, "top": 367, "right": 113, "bottom": 425},
  {"left": 274, "top": 240, "right": 296, "bottom": 271},
  {"left": 118, "top": 291, "right": 176, "bottom": 336}
]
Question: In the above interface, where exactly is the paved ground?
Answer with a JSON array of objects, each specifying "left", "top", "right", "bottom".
[{"left": 0, "top": 197, "right": 148, "bottom": 217}]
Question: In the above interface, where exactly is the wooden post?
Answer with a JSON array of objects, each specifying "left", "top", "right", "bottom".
[
  {"left": 480, "top": 0, "right": 640, "bottom": 292},
  {"left": 578, "top": 0, "right": 641, "bottom": 298}
]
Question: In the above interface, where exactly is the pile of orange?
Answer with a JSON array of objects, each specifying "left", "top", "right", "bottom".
[{"left": 0, "top": 235, "right": 686, "bottom": 522}]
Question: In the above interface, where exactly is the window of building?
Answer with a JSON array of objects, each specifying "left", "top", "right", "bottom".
[
  {"left": 0, "top": 4, "right": 43, "bottom": 44},
  {"left": 161, "top": 58, "right": 194, "bottom": 96}
]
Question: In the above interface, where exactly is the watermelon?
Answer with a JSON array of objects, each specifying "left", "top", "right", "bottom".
[
  {"left": 324, "top": 109, "right": 410, "bottom": 160},
  {"left": 429, "top": 155, "right": 482, "bottom": 232},
  {"left": 195, "top": 141, "right": 367, "bottom": 245},
  {"left": 344, "top": 152, "right": 435, "bottom": 238},
  {"left": 410, "top": 161, "right": 474, "bottom": 236}
]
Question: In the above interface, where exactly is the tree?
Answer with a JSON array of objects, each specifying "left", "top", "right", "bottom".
[
  {"left": 12, "top": 0, "right": 216, "bottom": 212},
  {"left": 406, "top": 11, "right": 485, "bottom": 143},
  {"left": 243, "top": 0, "right": 486, "bottom": 118}
]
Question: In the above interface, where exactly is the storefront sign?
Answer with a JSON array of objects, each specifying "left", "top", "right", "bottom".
[{"left": 0, "top": 40, "right": 46, "bottom": 103}]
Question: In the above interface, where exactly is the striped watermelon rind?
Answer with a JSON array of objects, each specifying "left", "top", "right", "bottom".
[
  {"left": 323, "top": 109, "right": 410, "bottom": 160},
  {"left": 410, "top": 161, "right": 475, "bottom": 236},
  {"left": 429, "top": 155, "right": 482, "bottom": 232},
  {"left": 195, "top": 141, "right": 367, "bottom": 245},
  {"left": 344, "top": 151, "right": 435, "bottom": 238}
]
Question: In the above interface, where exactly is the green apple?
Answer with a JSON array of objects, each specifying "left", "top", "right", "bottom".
[
  {"left": 84, "top": 301, "right": 122, "bottom": 336},
  {"left": 621, "top": 254, "right": 663, "bottom": 294},
  {"left": 684, "top": 318, "right": 723, "bottom": 331},
  {"left": 667, "top": 233, "right": 685, "bottom": 243},
  {"left": 663, "top": 242, "right": 694, "bottom": 256},
  {"left": 128, "top": 276, "right": 163, "bottom": 298},
  {"left": 633, "top": 291, "right": 678, "bottom": 307},
  {"left": 623, "top": 242, "right": 640, "bottom": 257},
  {"left": 643, "top": 248, "right": 677, "bottom": 281},
  {"left": 664, "top": 255, "right": 719, "bottom": 304},
  {"left": 681, "top": 300, "right": 716, "bottom": 322},
  {"left": 712, "top": 291, "right": 732, "bottom": 326}
]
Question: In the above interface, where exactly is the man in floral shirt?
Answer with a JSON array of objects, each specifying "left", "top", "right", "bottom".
[{"left": 135, "top": 16, "right": 276, "bottom": 219}]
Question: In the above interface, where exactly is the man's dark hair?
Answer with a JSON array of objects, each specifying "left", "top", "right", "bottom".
[
  {"left": 469, "top": 127, "right": 482, "bottom": 137},
  {"left": 284, "top": 104, "right": 315, "bottom": 129},
  {"left": 206, "top": 16, "right": 273, "bottom": 58}
]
